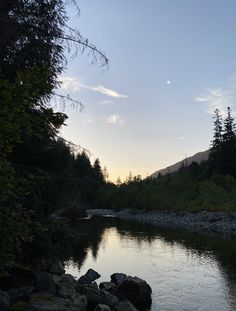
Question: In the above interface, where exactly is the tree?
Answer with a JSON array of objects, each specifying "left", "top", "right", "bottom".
[
  {"left": 0, "top": 0, "right": 108, "bottom": 266},
  {"left": 211, "top": 109, "right": 223, "bottom": 153},
  {"left": 223, "top": 107, "right": 235, "bottom": 143},
  {"left": 93, "top": 158, "right": 105, "bottom": 184}
]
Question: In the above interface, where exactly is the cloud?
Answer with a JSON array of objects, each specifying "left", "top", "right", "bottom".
[
  {"left": 90, "top": 85, "right": 127, "bottom": 98},
  {"left": 60, "top": 76, "right": 127, "bottom": 99},
  {"left": 106, "top": 114, "right": 123, "bottom": 125},
  {"left": 97, "top": 100, "right": 113, "bottom": 105},
  {"left": 60, "top": 76, "right": 83, "bottom": 92},
  {"left": 195, "top": 87, "right": 235, "bottom": 115}
]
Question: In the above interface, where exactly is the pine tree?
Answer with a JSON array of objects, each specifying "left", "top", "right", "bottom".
[
  {"left": 93, "top": 158, "right": 105, "bottom": 184},
  {"left": 211, "top": 109, "right": 223, "bottom": 153},
  {"left": 223, "top": 107, "right": 235, "bottom": 143}
]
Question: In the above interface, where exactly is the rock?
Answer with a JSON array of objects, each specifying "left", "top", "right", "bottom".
[
  {"left": 49, "top": 260, "right": 65, "bottom": 275},
  {"left": 114, "top": 299, "right": 138, "bottom": 311},
  {"left": 99, "top": 282, "right": 116, "bottom": 292},
  {"left": 78, "top": 269, "right": 101, "bottom": 285},
  {"left": 8, "top": 286, "right": 35, "bottom": 304},
  {"left": 35, "top": 272, "right": 57, "bottom": 295},
  {"left": 25, "top": 293, "right": 85, "bottom": 311},
  {"left": 93, "top": 304, "right": 111, "bottom": 311},
  {"left": 115, "top": 276, "right": 152, "bottom": 310},
  {"left": 57, "top": 274, "right": 77, "bottom": 297},
  {"left": 90, "top": 282, "right": 99, "bottom": 291},
  {"left": 110, "top": 273, "right": 127, "bottom": 284},
  {"left": 81, "top": 287, "right": 118, "bottom": 309},
  {"left": 0, "top": 290, "right": 10, "bottom": 311},
  {"left": 57, "top": 274, "right": 87, "bottom": 308}
]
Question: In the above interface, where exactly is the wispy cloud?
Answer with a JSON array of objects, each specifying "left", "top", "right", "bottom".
[
  {"left": 106, "top": 114, "right": 123, "bottom": 125},
  {"left": 195, "top": 87, "right": 235, "bottom": 115},
  {"left": 97, "top": 100, "right": 113, "bottom": 105},
  {"left": 89, "top": 85, "right": 127, "bottom": 98},
  {"left": 60, "top": 76, "right": 127, "bottom": 99}
]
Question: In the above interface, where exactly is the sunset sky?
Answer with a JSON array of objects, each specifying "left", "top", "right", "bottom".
[{"left": 58, "top": 0, "right": 236, "bottom": 181}]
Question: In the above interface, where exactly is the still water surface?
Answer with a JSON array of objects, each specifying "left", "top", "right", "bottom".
[{"left": 65, "top": 216, "right": 236, "bottom": 311}]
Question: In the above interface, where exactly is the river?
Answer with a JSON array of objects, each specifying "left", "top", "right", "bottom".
[{"left": 64, "top": 215, "right": 236, "bottom": 311}]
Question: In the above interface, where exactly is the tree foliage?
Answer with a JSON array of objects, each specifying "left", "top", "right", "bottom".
[{"left": 0, "top": 0, "right": 108, "bottom": 268}]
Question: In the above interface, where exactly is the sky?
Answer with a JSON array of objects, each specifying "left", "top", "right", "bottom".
[{"left": 57, "top": 0, "right": 236, "bottom": 181}]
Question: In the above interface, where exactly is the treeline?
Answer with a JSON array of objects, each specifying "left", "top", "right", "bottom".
[
  {"left": 101, "top": 107, "right": 236, "bottom": 212},
  {"left": 0, "top": 1, "right": 107, "bottom": 268}
]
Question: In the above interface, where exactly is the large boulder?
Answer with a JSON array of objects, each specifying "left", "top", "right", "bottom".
[
  {"left": 110, "top": 273, "right": 127, "bottom": 284},
  {"left": 57, "top": 274, "right": 77, "bottom": 298},
  {"left": 81, "top": 286, "right": 118, "bottom": 309},
  {"left": 57, "top": 274, "right": 87, "bottom": 307},
  {"left": 99, "top": 282, "right": 116, "bottom": 292},
  {"left": 115, "top": 276, "right": 152, "bottom": 310},
  {"left": 114, "top": 299, "right": 138, "bottom": 311},
  {"left": 0, "top": 290, "right": 10, "bottom": 311},
  {"left": 78, "top": 269, "right": 101, "bottom": 285}
]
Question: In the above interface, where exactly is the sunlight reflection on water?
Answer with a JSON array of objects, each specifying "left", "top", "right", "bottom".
[{"left": 65, "top": 217, "right": 236, "bottom": 311}]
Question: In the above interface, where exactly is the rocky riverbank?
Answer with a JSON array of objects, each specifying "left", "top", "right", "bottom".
[
  {"left": 88, "top": 209, "right": 236, "bottom": 236},
  {"left": 0, "top": 260, "right": 152, "bottom": 311}
]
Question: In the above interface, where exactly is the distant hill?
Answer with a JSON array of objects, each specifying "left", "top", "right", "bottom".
[{"left": 150, "top": 150, "right": 209, "bottom": 178}]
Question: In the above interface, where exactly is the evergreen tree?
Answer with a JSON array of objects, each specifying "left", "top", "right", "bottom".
[
  {"left": 223, "top": 107, "right": 235, "bottom": 143},
  {"left": 211, "top": 109, "right": 223, "bottom": 153},
  {"left": 93, "top": 158, "right": 105, "bottom": 184}
]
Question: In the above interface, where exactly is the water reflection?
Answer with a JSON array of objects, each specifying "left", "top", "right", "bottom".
[{"left": 64, "top": 216, "right": 236, "bottom": 311}]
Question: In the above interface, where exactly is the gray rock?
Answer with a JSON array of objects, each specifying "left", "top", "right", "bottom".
[
  {"left": 8, "top": 286, "right": 35, "bottom": 304},
  {"left": 35, "top": 272, "right": 57, "bottom": 295},
  {"left": 81, "top": 287, "right": 118, "bottom": 309},
  {"left": 78, "top": 269, "right": 101, "bottom": 285},
  {"left": 110, "top": 273, "right": 127, "bottom": 284},
  {"left": 57, "top": 274, "right": 77, "bottom": 297},
  {"left": 25, "top": 293, "right": 84, "bottom": 311},
  {"left": 99, "top": 282, "right": 116, "bottom": 292},
  {"left": 0, "top": 290, "right": 10, "bottom": 311},
  {"left": 49, "top": 260, "right": 65, "bottom": 275},
  {"left": 57, "top": 274, "right": 87, "bottom": 308},
  {"left": 114, "top": 299, "right": 138, "bottom": 311},
  {"left": 93, "top": 304, "right": 111, "bottom": 311},
  {"left": 115, "top": 276, "right": 152, "bottom": 310},
  {"left": 90, "top": 282, "right": 99, "bottom": 290}
]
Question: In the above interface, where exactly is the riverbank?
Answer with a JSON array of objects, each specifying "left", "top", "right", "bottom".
[
  {"left": 88, "top": 209, "right": 236, "bottom": 236},
  {"left": 0, "top": 260, "right": 151, "bottom": 311}
]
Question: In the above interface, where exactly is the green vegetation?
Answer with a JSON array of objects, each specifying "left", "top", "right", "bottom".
[
  {"left": 0, "top": 0, "right": 107, "bottom": 269},
  {"left": 103, "top": 108, "right": 236, "bottom": 213},
  {"left": 1, "top": 0, "right": 236, "bottom": 276}
]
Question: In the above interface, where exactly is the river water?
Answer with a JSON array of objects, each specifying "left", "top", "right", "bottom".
[{"left": 64, "top": 216, "right": 236, "bottom": 311}]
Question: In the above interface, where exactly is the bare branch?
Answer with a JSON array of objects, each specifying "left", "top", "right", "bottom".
[{"left": 52, "top": 92, "right": 84, "bottom": 112}]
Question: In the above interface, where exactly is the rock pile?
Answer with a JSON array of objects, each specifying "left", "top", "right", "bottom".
[{"left": 0, "top": 260, "right": 152, "bottom": 311}]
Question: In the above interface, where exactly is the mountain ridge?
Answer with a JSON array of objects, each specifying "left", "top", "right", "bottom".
[{"left": 150, "top": 150, "right": 209, "bottom": 178}]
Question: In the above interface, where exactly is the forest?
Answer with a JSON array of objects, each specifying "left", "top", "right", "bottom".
[
  {"left": 1, "top": 0, "right": 236, "bottom": 273},
  {"left": 104, "top": 107, "right": 236, "bottom": 213}
]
